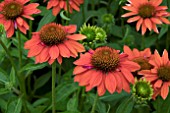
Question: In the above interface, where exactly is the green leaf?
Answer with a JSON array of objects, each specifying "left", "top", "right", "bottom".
[
  {"left": 67, "top": 96, "right": 78, "bottom": 111},
  {"left": 10, "top": 67, "right": 15, "bottom": 85},
  {"left": 60, "top": 10, "right": 70, "bottom": 21},
  {"left": 6, "top": 98, "right": 22, "bottom": 113},
  {"left": 32, "top": 98, "right": 49, "bottom": 107},
  {"left": 116, "top": 96, "right": 135, "bottom": 113},
  {"left": 37, "top": 10, "right": 55, "bottom": 31},
  {"left": 152, "top": 96, "right": 164, "bottom": 113},
  {"left": 0, "top": 88, "right": 9, "bottom": 95},
  {"left": 20, "top": 63, "right": 48, "bottom": 73},
  {"left": 0, "top": 68, "right": 8, "bottom": 83},
  {"left": 158, "top": 24, "right": 168, "bottom": 39},
  {"left": 160, "top": 94, "right": 170, "bottom": 113},
  {"left": 0, "top": 98, "right": 7, "bottom": 110},
  {"left": 56, "top": 82, "right": 79, "bottom": 103},
  {"left": 88, "top": 93, "right": 106, "bottom": 113},
  {"left": 34, "top": 72, "right": 51, "bottom": 91}
]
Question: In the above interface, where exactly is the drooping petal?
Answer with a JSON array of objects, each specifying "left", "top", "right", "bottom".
[
  {"left": 121, "top": 67, "right": 135, "bottom": 84},
  {"left": 127, "top": 16, "right": 141, "bottom": 23},
  {"left": 144, "top": 18, "right": 152, "bottom": 31},
  {"left": 161, "top": 82, "right": 169, "bottom": 99},
  {"left": 105, "top": 73, "right": 117, "bottom": 94},
  {"left": 58, "top": 44, "right": 71, "bottom": 58},
  {"left": 49, "top": 45, "right": 59, "bottom": 59}
]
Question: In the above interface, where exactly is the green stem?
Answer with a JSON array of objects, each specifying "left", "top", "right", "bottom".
[
  {"left": 92, "top": 0, "right": 95, "bottom": 24},
  {"left": 0, "top": 39, "right": 28, "bottom": 113},
  {"left": 141, "top": 35, "right": 145, "bottom": 50},
  {"left": 91, "top": 93, "right": 99, "bottom": 113},
  {"left": 82, "top": 3, "right": 85, "bottom": 22},
  {"left": 66, "top": 0, "right": 70, "bottom": 25},
  {"left": 79, "top": 87, "right": 85, "bottom": 111},
  {"left": 29, "top": 20, "right": 33, "bottom": 39},
  {"left": 58, "top": 65, "right": 62, "bottom": 84},
  {"left": 18, "top": 30, "right": 22, "bottom": 68},
  {"left": 166, "top": 26, "right": 170, "bottom": 51},
  {"left": 52, "top": 61, "right": 56, "bottom": 113}
]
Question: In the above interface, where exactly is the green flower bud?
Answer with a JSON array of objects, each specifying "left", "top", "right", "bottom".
[
  {"left": 102, "top": 14, "right": 114, "bottom": 24},
  {"left": 132, "top": 78, "right": 153, "bottom": 104}
]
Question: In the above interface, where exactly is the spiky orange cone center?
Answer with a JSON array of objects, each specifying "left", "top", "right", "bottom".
[
  {"left": 40, "top": 24, "right": 67, "bottom": 46},
  {"left": 138, "top": 4, "right": 155, "bottom": 18},
  {"left": 91, "top": 47, "right": 119, "bottom": 72},
  {"left": 158, "top": 66, "right": 170, "bottom": 81},
  {"left": 2, "top": 1, "right": 23, "bottom": 19}
]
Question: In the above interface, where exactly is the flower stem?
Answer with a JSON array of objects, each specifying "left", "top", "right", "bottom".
[
  {"left": 82, "top": 3, "right": 85, "bottom": 22},
  {"left": 66, "top": 0, "right": 70, "bottom": 25},
  {"left": 17, "top": 30, "right": 22, "bottom": 68},
  {"left": 29, "top": 20, "right": 33, "bottom": 39},
  {"left": 91, "top": 93, "right": 99, "bottom": 113},
  {"left": 52, "top": 61, "right": 56, "bottom": 113},
  {"left": 58, "top": 64, "right": 62, "bottom": 84},
  {"left": 92, "top": 0, "right": 95, "bottom": 24},
  {"left": 141, "top": 35, "right": 145, "bottom": 50},
  {"left": 166, "top": 26, "right": 170, "bottom": 51},
  {"left": 0, "top": 39, "right": 28, "bottom": 113}
]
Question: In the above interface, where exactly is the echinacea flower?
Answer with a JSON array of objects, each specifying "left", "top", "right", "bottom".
[
  {"left": 73, "top": 46, "right": 140, "bottom": 96},
  {"left": 132, "top": 78, "right": 153, "bottom": 104},
  {"left": 139, "top": 49, "right": 170, "bottom": 99},
  {"left": 24, "top": 23, "right": 86, "bottom": 64},
  {"left": 122, "top": 0, "right": 170, "bottom": 35},
  {"left": 45, "top": 0, "right": 84, "bottom": 16},
  {"left": 0, "top": 0, "right": 41, "bottom": 37},
  {"left": 124, "top": 45, "right": 153, "bottom": 70}
]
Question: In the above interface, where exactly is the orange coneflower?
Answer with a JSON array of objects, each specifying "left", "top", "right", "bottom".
[
  {"left": 73, "top": 46, "right": 140, "bottom": 96},
  {"left": 124, "top": 45, "right": 153, "bottom": 71},
  {"left": 0, "top": 0, "right": 41, "bottom": 37},
  {"left": 45, "top": 0, "right": 84, "bottom": 16},
  {"left": 139, "top": 49, "right": 170, "bottom": 99},
  {"left": 24, "top": 23, "right": 86, "bottom": 64},
  {"left": 122, "top": 0, "right": 170, "bottom": 35}
]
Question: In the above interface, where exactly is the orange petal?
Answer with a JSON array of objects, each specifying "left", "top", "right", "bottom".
[
  {"left": 151, "top": 17, "right": 162, "bottom": 24},
  {"left": 127, "top": 16, "right": 141, "bottom": 23},
  {"left": 141, "top": 48, "right": 151, "bottom": 57},
  {"left": 152, "top": 23, "right": 159, "bottom": 34},
  {"left": 105, "top": 73, "right": 116, "bottom": 94},
  {"left": 90, "top": 71, "right": 102, "bottom": 87},
  {"left": 66, "top": 34, "right": 86, "bottom": 40},
  {"left": 154, "top": 50, "right": 162, "bottom": 66},
  {"left": 64, "top": 40, "right": 78, "bottom": 56},
  {"left": 144, "top": 18, "right": 152, "bottom": 31},
  {"left": 24, "top": 37, "right": 41, "bottom": 49},
  {"left": 136, "top": 18, "right": 143, "bottom": 31},
  {"left": 162, "top": 49, "right": 169, "bottom": 65},
  {"left": 68, "top": 40, "right": 85, "bottom": 52},
  {"left": 122, "top": 6, "right": 137, "bottom": 12},
  {"left": 151, "top": 0, "right": 162, "bottom": 6},
  {"left": 133, "top": 48, "right": 140, "bottom": 57},
  {"left": 73, "top": 52, "right": 92, "bottom": 66},
  {"left": 64, "top": 25, "right": 77, "bottom": 33},
  {"left": 39, "top": 47, "right": 50, "bottom": 63},
  {"left": 159, "top": 17, "right": 170, "bottom": 24},
  {"left": 27, "top": 44, "right": 44, "bottom": 57},
  {"left": 156, "top": 6, "right": 168, "bottom": 11},
  {"left": 57, "top": 55, "right": 62, "bottom": 64},
  {"left": 49, "top": 45, "right": 59, "bottom": 59},
  {"left": 16, "top": 17, "right": 24, "bottom": 26},
  {"left": 119, "top": 73, "right": 131, "bottom": 93},
  {"left": 154, "top": 79, "right": 162, "bottom": 89},
  {"left": 70, "top": 2, "right": 80, "bottom": 11},
  {"left": 97, "top": 75, "right": 106, "bottom": 96},
  {"left": 120, "top": 61, "right": 140, "bottom": 72},
  {"left": 52, "top": 6, "right": 61, "bottom": 16},
  {"left": 73, "top": 66, "right": 88, "bottom": 75},
  {"left": 141, "top": 22, "right": 147, "bottom": 35},
  {"left": 161, "top": 82, "right": 169, "bottom": 99},
  {"left": 79, "top": 70, "right": 95, "bottom": 86},
  {"left": 58, "top": 44, "right": 71, "bottom": 58},
  {"left": 121, "top": 67, "right": 135, "bottom": 84},
  {"left": 121, "top": 12, "right": 137, "bottom": 17},
  {"left": 113, "top": 72, "right": 123, "bottom": 93},
  {"left": 6, "top": 22, "right": 14, "bottom": 38},
  {"left": 123, "top": 45, "right": 134, "bottom": 59},
  {"left": 48, "top": 59, "right": 55, "bottom": 65}
]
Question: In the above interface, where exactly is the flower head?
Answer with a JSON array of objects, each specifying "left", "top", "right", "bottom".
[
  {"left": 24, "top": 23, "right": 86, "bottom": 64},
  {"left": 139, "top": 49, "right": 170, "bottom": 99},
  {"left": 45, "top": 0, "right": 84, "bottom": 16},
  {"left": 73, "top": 46, "right": 140, "bottom": 96},
  {"left": 124, "top": 45, "right": 153, "bottom": 71},
  {"left": 122, "top": 0, "right": 170, "bottom": 35},
  {"left": 0, "top": 0, "right": 41, "bottom": 37},
  {"left": 132, "top": 78, "right": 153, "bottom": 104}
]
